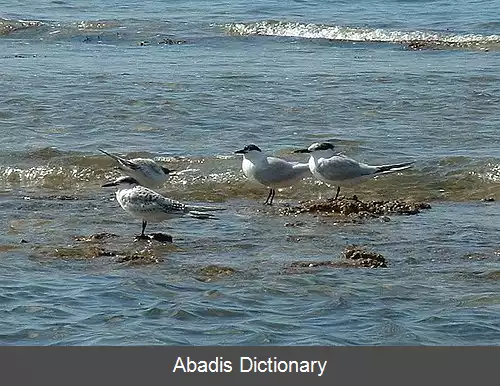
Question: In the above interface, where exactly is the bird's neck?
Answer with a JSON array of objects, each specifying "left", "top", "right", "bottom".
[
  {"left": 115, "top": 185, "right": 137, "bottom": 199},
  {"left": 311, "top": 151, "right": 334, "bottom": 162},
  {"left": 308, "top": 155, "right": 318, "bottom": 170}
]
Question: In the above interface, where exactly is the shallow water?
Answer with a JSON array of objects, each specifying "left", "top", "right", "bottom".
[{"left": 1, "top": 0, "right": 499, "bottom": 345}]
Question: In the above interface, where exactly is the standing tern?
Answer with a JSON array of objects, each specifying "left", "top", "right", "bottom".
[
  {"left": 102, "top": 176, "right": 221, "bottom": 239},
  {"left": 234, "top": 144, "right": 311, "bottom": 205},
  {"left": 98, "top": 148, "right": 175, "bottom": 189},
  {"left": 294, "top": 142, "right": 414, "bottom": 199}
]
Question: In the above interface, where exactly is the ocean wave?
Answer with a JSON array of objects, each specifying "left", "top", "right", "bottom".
[
  {"left": 0, "top": 151, "right": 498, "bottom": 202},
  {"left": 222, "top": 20, "right": 500, "bottom": 50}
]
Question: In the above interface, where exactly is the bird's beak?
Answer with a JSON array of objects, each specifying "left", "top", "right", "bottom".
[
  {"left": 293, "top": 148, "right": 310, "bottom": 154},
  {"left": 161, "top": 167, "right": 176, "bottom": 175},
  {"left": 234, "top": 149, "right": 246, "bottom": 154},
  {"left": 101, "top": 181, "right": 118, "bottom": 187}
]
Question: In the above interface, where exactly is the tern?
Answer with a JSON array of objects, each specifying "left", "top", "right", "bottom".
[
  {"left": 99, "top": 148, "right": 175, "bottom": 189},
  {"left": 235, "top": 144, "right": 311, "bottom": 205},
  {"left": 102, "top": 176, "right": 222, "bottom": 239},
  {"left": 294, "top": 142, "right": 414, "bottom": 199}
]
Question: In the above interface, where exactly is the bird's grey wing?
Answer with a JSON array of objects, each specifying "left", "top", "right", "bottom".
[
  {"left": 132, "top": 158, "right": 161, "bottom": 171},
  {"left": 317, "top": 156, "right": 377, "bottom": 182},
  {"left": 262, "top": 157, "right": 309, "bottom": 183},
  {"left": 128, "top": 189, "right": 186, "bottom": 214}
]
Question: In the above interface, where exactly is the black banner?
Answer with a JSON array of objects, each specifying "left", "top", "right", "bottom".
[{"left": 1, "top": 346, "right": 498, "bottom": 385}]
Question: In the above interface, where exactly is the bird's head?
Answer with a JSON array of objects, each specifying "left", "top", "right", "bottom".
[
  {"left": 234, "top": 144, "right": 262, "bottom": 155},
  {"left": 294, "top": 142, "right": 335, "bottom": 157}
]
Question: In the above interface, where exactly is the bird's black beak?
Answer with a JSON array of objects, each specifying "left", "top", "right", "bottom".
[
  {"left": 101, "top": 181, "right": 118, "bottom": 187},
  {"left": 293, "top": 148, "right": 310, "bottom": 154},
  {"left": 234, "top": 149, "right": 246, "bottom": 154},
  {"left": 161, "top": 167, "right": 176, "bottom": 175}
]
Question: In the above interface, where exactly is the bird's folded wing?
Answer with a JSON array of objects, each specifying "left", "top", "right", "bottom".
[
  {"left": 316, "top": 156, "right": 376, "bottom": 181},
  {"left": 265, "top": 158, "right": 310, "bottom": 180},
  {"left": 128, "top": 191, "right": 186, "bottom": 213}
]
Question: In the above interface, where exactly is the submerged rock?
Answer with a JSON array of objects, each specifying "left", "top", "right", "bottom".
[
  {"left": 279, "top": 196, "right": 431, "bottom": 219},
  {"left": 194, "top": 264, "right": 237, "bottom": 282},
  {"left": 284, "top": 245, "right": 387, "bottom": 274},
  {"left": 284, "top": 221, "right": 306, "bottom": 227},
  {"left": 74, "top": 232, "right": 119, "bottom": 242},
  {"left": 158, "top": 37, "right": 186, "bottom": 45},
  {"left": 0, "top": 244, "right": 21, "bottom": 252},
  {"left": 403, "top": 40, "right": 436, "bottom": 50},
  {"left": 402, "top": 39, "right": 491, "bottom": 51},
  {"left": 480, "top": 271, "right": 500, "bottom": 280},
  {"left": 116, "top": 248, "right": 164, "bottom": 265},
  {"left": 39, "top": 240, "right": 167, "bottom": 265},
  {"left": 52, "top": 245, "right": 116, "bottom": 259},
  {"left": 285, "top": 260, "right": 354, "bottom": 273}
]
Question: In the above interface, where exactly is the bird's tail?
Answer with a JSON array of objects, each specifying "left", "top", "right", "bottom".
[
  {"left": 98, "top": 148, "right": 133, "bottom": 168},
  {"left": 185, "top": 204, "right": 226, "bottom": 212},
  {"left": 375, "top": 161, "right": 415, "bottom": 174},
  {"left": 187, "top": 210, "right": 219, "bottom": 220}
]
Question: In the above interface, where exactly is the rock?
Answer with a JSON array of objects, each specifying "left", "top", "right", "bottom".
[
  {"left": 54, "top": 195, "right": 79, "bottom": 201},
  {"left": 116, "top": 253, "right": 163, "bottom": 265},
  {"left": 278, "top": 197, "right": 431, "bottom": 219},
  {"left": 74, "top": 232, "right": 119, "bottom": 242},
  {"left": 149, "top": 233, "right": 173, "bottom": 243},
  {"left": 283, "top": 245, "right": 388, "bottom": 274},
  {"left": 116, "top": 247, "right": 163, "bottom": 265},
  {"left": 343, "top": 245, "right": 387, "bottom": 268},
  {"left": 158, "top": 38, "right": 186, "bottom": 45},
  {"left": 133, "top": 233, "right": 173, "bottom": 243},
  {"left": 481, "top": 271, "right": 500, "bottom": 280},
  {"left": 481, "top": 197, "right": 495, "bottom": 202},
  {"left": 53, "top": 245, "right": 116, "bottom": 259},
  {"left": 404, "top": 40, "right": 433, "bottom": 50},
  {"left": 284, "top": 221, "right": 305, "bottom": 227}
]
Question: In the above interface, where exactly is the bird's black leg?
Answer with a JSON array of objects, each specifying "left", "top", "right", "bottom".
[
  {"left": 269, "top": 189, "right": 276, "bottom": 205},
  {"left": 334, "top": 186, "right": 341, "bottom": 200},
  {"left": 135, "top": 220, "right": 149, "bottom": 241},
  {"left": 264, "top": 189, "right": 273, "bottom": 205}
]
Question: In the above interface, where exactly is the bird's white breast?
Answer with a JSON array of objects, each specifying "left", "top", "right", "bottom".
[
  {"left": 241, "top": 157, "right": 258, "bottom": 182},
  {"left": 309, "top": 156, "right": 329, "bottom": 184}
]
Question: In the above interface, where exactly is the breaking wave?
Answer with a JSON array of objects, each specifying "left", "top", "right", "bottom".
[
  {"left": 0, "top": 150, "right": 498, "bottom": 202},
  {"left": 222, "top": 20, "right": 500, "bottom": 50}
]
